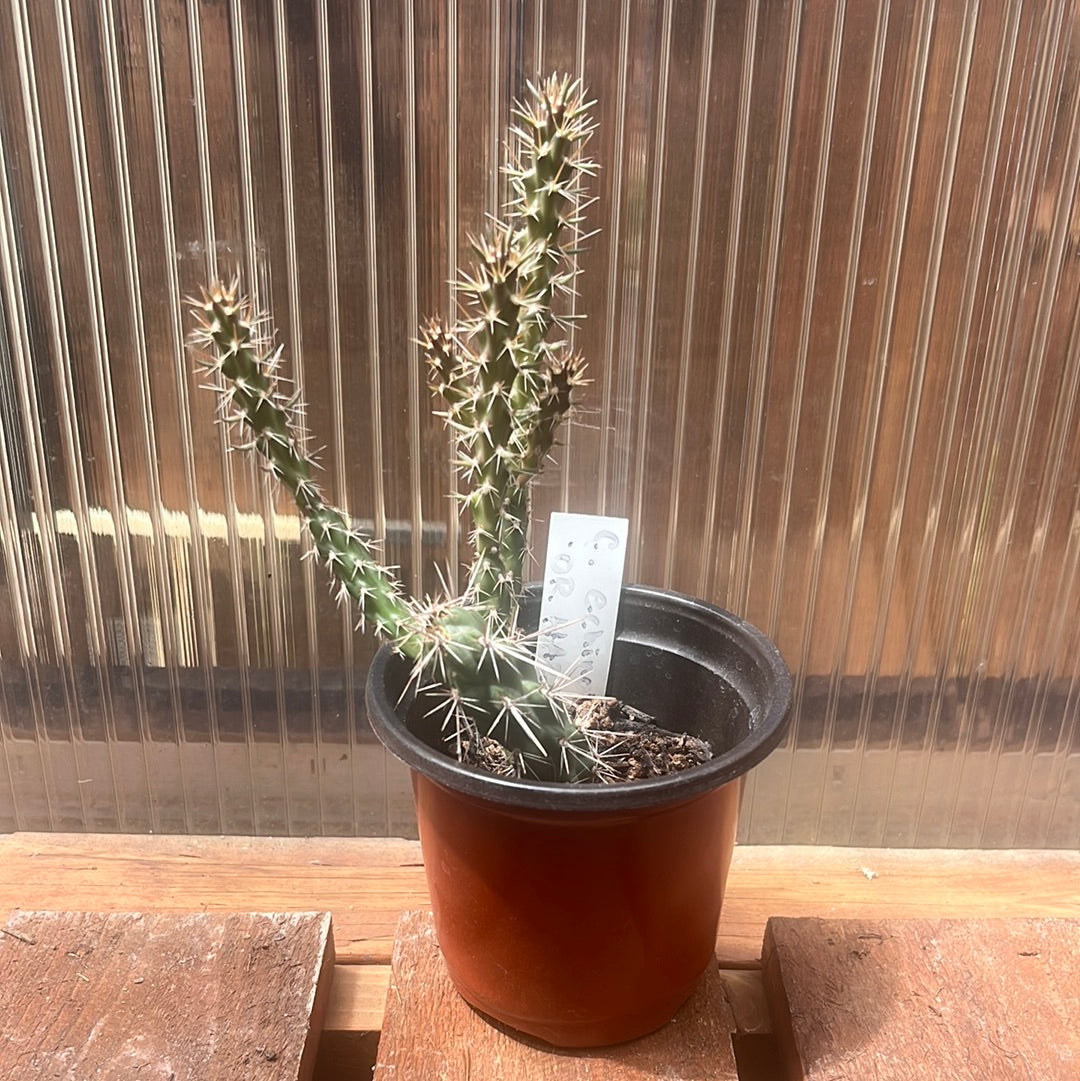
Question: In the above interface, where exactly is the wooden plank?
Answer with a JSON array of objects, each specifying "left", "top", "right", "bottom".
[
  {"left": 714, "top": 846, "right": 1080, "bottom": 966},
  {"left": 374, "top": 910, "right": 739, "bottom": 1079},
  {"left": 1, "top": 835, "right": 1077, "bottom": 966},
  {"left": 320, "top": 966, "right": 766, "bottom": 1081},
  {"left": 311, "top": 1032, "right": 381, "bottom": 1081},
  {"left": 763, "top": 917, "right": 1080, "bottom": 1081},
  {"left": 1, "top": 910, "right": 335, "bottom": 1081},
  {"left": 0, "top": 833, "right": 426, "bottom": 964}
]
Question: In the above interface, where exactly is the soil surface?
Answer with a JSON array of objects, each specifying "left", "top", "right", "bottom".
[
  {"left": 462, "top": 697, "right": 712, "bottom": 782},
  {"left": 573, "top": 697, "right": 713, "bottom": 781}
]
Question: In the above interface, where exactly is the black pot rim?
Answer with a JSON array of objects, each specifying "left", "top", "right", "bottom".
[{"left": 365, "top": 583, "right": 793, "bottom": 813}]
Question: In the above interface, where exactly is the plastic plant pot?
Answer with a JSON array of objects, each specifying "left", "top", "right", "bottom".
[{"left": 366, "top": 584, "right": 792, "bottom": 1047}]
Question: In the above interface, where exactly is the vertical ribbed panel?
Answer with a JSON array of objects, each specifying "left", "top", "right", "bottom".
[{"left": 0, "top": 0, "right": 1077, "bottom": 845}]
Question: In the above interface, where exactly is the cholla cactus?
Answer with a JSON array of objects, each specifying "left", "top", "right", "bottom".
[{"left": 189, "top": 75, "right": 600, "bottom": 781}]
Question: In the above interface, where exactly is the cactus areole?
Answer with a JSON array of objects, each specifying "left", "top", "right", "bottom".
[{"left": 190, "top": 75, "right": 793, "bottom": 1046}]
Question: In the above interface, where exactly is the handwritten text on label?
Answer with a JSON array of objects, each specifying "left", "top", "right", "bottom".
[{"left": 536, "top": 513, "right": 629, "bottom": 695}]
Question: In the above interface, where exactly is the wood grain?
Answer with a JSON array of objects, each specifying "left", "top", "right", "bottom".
[
  {"left": 1, "top": 834, "right": 1075, "bottom": 1080},
  {"left": 714, "top": 846, "right": 1080, "bottom": 966},
  {"left": 0, "top": 834, "right": 426, "bottom": 964},
  {"left": 0, "top": 910, "right": 335, "bottom": 1081},
  {"left": 374, "top": 910, "right": 739, "bottom": 1079},
  {"left": 717, "top": 969, "right": 773, "bottom": 1035},
  {"left": 3, "top": 835, "right": 1075, "bottom": 967},
  {"left": 323, "top": 964, "right": 390, "bottom": 1032},
  {"left": 763, "top": 916, "right": 1080, "bottom": 1081}
]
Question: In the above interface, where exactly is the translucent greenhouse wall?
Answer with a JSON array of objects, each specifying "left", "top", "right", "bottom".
[{"left": 1, "top": 0, "right": 1078, "bottom": 845}]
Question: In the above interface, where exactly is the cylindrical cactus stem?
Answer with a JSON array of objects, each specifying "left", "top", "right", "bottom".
[
  {"left": 419, "top": 317, "right": 469, "bottom": 411},
  {"left": 453, "top": 227, "right": 529, "bottom": 616},
  {"left": 420, "top": 314, "right": 519, "bottom": 607},
  {"left": 402, "top": 599, "right": 602, "bottom": 781},
  {"left": 496, "top": 352, "right": 585, "bottom": 589},
  {"left": 508, "top": 74, "right": 595, "bottom": 365},
  {"left": 510, "top": 351, "right": 586, "bottom": 477},
  {"left": 424, "top": 76, "right": 593, "bottom": 621},
  {"left": 189, "top": 282, "right": 417, "bottom": 647},
  {"left": 503, "top": 77, "right": 593, "bottom": 518}
]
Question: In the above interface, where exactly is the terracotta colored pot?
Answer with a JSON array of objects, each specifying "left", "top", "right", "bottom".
[{"left": 366, "top": 584, "right": 792, "bottom": 1047}]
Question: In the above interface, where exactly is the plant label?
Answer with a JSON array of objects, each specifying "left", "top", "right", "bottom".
[{"left": 535, "top": 512, "right": 629, "bottom": 696}]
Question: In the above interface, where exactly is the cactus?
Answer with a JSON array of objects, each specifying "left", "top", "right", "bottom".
[{"left": 189, "top": 75, "right": 604, "bottom": 782}]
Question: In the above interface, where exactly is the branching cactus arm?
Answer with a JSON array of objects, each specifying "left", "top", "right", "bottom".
[
  {"left": 509, "top": 75, "right": 596, "bottom": 364},
  {"left": 421, "top": 74, "right": 595, "bottom": 616},
  {"left": 189, "top": 285, "right": 417, "bottom": 646},
  {"left": 188, "top": 75, "right": 604, "bottom": 783}
]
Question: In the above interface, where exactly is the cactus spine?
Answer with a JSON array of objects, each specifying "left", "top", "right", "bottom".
[{"left": 190, "top": 75, "right": 599, "bottom": 781}]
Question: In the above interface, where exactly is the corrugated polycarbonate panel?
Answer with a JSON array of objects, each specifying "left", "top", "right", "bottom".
[{"left": 0, "top": 0, "right": 1077, "bottom": 844}]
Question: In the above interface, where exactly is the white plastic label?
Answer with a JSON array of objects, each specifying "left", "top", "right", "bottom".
[{"left": 535, "top": 512, "right": 629, "bottom": 695}]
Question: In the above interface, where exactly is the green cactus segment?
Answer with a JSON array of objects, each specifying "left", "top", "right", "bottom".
[
  {"left": 189, "top": 284, "right": 417, "bottom": 649},
  {"left": 418, "top": 317, "right": 468, "bottom": 410},
  {"left": 505, "top": 77, "right": 593, "bottom": 486},
  {"left": 509, "top": 75, "right": 595, "bottom": 362},
  {"left": 457, "top": 229, "right": 528, "bottom": 616},
  {"left": 424, "top": 76, "right": 594, "bottom": 617},
  {"left": 499, "top": 354, "right": 585, "bottom": 591},
  {"left": 400, "top": 599, "right": 599, "bottom": 781}
]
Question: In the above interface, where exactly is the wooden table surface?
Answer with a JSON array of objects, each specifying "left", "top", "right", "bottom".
[
  {"left": 2, "top": 834, "right": 1077, "bottom": 1079},
  {"left": 763, "top": 915, "right": 1080, "bottom": 1081},
  {"left": 1, "top": 910, "right": 335, "bottom": 1081}
]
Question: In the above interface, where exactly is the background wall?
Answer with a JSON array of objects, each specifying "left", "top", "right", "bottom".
[{"left": 1, "top": 0, "right": 1078, "bottom": 845}]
